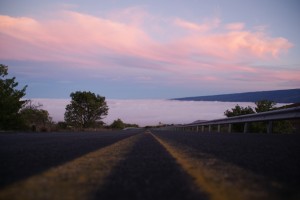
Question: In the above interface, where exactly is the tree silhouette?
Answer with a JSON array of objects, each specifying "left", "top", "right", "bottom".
[
  {"left": 0, "top": 64, "right": 27, "bottom": 130},
  {"left": 64, "top": 91, "right": 108, "bottom": 129}
]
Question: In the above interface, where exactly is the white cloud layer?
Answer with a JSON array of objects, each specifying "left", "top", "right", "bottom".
[{"left": 31, "top": 98, "right": 269, "bottom": 126}]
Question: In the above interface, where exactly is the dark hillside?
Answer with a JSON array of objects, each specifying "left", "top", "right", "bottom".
[{"left": 172, "top": 88, "right": 300, "bottom": 103}]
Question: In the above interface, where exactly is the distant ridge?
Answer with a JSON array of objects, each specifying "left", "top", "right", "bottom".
[{"left": 172, "top": 89, "right": 300, "bottom": 103}]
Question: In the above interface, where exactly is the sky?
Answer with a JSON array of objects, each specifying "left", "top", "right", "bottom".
[{"left": 0, "top": 0, "right": 300, "bottom": 99}]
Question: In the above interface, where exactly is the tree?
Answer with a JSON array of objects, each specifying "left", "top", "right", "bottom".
[
  {"left": 110, "top": 119, "right": 125, "bottom": 129},
  {"left": 110, "top": 118, "right": 139, "bottom": 129},
  {"left": 64, "top": 91, "right": 108, "bottom": 129},
  {"left": 56, "top": 121, "right": 68, "bottom": 130},
  {"left": 20, "top": 101, "right": 53, "bottom": 131},
  {"left": 224, "top": 105, "right": 255, "bottom": 117},
  {"left": 255, "top": 100, "right": 276, "bottom": 113},
  {"left": 0, "top": 64, "right": 27, "bottom": 130},
  {"left": 224, "top": 100, "right": 293, "bottom": 133},
  {"left": 223, "top": 105, "right": 254, "bottom": 132},
  {"left": 253, "top": 100, "right": 293, "bottom": 133}
]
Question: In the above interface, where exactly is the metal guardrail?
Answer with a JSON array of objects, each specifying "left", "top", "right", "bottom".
[{"left": 159, "top": 106, "right": 300, "bottom": 134}]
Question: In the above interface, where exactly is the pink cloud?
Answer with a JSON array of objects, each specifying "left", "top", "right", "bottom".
[
  {"left": 0, "top": 12, "right": 292, "bottom": 63},
  {"left": 175, "top": 30, "right": 292, "bottom": 62},
  {"left": 0, "top": 11, "right": 152, "bottom": 62},
  {"left": 0, "top": 10, "right": 296, "bottom": 86},
  {"left": 263, "top": 69, "right": 300, "bottom": 82},
  {"left": 225, "top": 23, "right": 245, "bottom": 30},
  {"left": 224, "top": 65, "right": 300, "bottom": 85},
  {"left": 174, "top": 18, "right": 220, "bottom": 32}
]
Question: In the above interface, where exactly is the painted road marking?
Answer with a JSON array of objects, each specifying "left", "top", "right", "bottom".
[
  {"left": 151, "top": 132, "right": 281, "bottom": 200},
  {"left": 0, "top": 131, "right": 286, "bottom": 200},
  {"left": 0, "top": 134, "right": 143, "bottom": 200}
]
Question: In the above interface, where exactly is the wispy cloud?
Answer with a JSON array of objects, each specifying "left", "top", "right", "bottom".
[
  {"left": 0, "top": 7, "right": 297, "bottom": 91},
  {"left": 0, "top": 9, "right": 292, "bottom": 60},
  {"left": 0, "top": 11, "right": 151, "bottom": 62},
  {"left": 225, "top": 23, "right": 245, "bottom": 30},
  {"left": 173, "top": 17, "right": 220, "bottom": 32}
]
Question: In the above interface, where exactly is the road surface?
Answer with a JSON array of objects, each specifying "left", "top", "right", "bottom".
[{"left": 0, "top": 130, "right": 299, "bottom": 200}]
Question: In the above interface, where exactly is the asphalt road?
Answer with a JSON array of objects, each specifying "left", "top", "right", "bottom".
[
  {"left": 95, "top": 132, "right": 206, "bottom": 200},
  {"left": 152, "top": 131, "right": 300, "bottom": 187},
  {"left": 0, "top": 130, "right": 299, "bottom": 200},
  {"left": 0, "top": 131, "right": 139, "bottom": 188}
]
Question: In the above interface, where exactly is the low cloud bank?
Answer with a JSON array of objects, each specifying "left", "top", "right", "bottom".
[
  {"left": 106, "top": 99, "right": 257, "bottom": 126},
  {"left": 32, "top": 99, "right": 259, "bottom": 126}
]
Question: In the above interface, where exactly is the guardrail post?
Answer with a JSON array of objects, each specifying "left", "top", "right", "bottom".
[
  {"left": 243, "top": 123, "right": 249, "bottom": 133},
  {"left": 267, "top": 121, "right": 273, "bottom": 134},
  {"left": 163, "top": 107, "right": 300, "bottom": 134},
  {"left": 228, "top": 124, "right": 232, "bottom": 133}
]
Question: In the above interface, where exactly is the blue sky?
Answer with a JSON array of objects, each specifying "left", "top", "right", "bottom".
[{"left": 0, "top": 0, "right": 299, "bottom": 99}]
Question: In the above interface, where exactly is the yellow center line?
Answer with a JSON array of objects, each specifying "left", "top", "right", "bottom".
[
  {"left": 151, "top": 132, "right": 280, "bottom": 200},
  {"left": 0, "top": 134, "right": 143, "bottom": 200}
]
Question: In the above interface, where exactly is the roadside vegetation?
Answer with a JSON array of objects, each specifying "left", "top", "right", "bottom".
[
  {"left": 224, "top": 100, "right": 295, "bottom": 133},
  {"left": 110, "top": 118, "right": 139, "bottom": 130},
  {"left": 0, "top": 64, "right": 27, "bottom": 130},
  {"left": 64, "top": 91, "right": 109, "bottom": 130},
  {"left": 0, "top": 64, "right": 140, "bottom": 132},
  {"left": 19, "top": 100, "right": 54, "bottom": 131}
]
